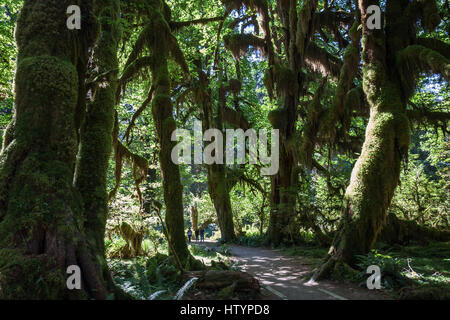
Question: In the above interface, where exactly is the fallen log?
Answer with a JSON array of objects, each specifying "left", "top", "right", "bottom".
[{"left": 182, "top": 270, "right": 260, "bottom": 293}]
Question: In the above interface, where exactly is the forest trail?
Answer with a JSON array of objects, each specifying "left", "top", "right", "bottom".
[{"left": 198, "top": 241, "right": 389, "bottom": 300}]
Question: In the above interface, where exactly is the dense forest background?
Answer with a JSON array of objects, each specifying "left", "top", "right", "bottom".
[{"left": 0, "top": 0, "right": 449, "bottom": 300}]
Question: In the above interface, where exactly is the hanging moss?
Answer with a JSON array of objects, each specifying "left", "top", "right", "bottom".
[
  {"left": 316, "top": 19, "right": 361, "bottom": 144},
  {"left": 298, "top": 78, "right": 327, "bottom": 168},
  {"left": 109, "top": 113, "right": 149, "bottom": 207},
  {"left": 396, "top": 45, "right": 450, "bottom": 97},
  {"left": 295, "top": 0, "right": 319, "bottom": 57},
  {"left": 419, "top": 0, "right": 441, "bottom": 30},
  {"left": 224, "top": 34, "right": 267, "bottom": 60},
  {"left": 416, "top": 37, "right": 450, "bottom": 60},
  {"left": 263, "top": 64, "right": 298, "bottom": 100},
  {"left": 304, "top": 42, "right": 342, "bottom": 79}
]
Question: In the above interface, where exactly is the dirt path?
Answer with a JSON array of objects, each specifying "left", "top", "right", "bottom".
[{"left": 198, "top": 241, "right": 390, "bottom": 300}]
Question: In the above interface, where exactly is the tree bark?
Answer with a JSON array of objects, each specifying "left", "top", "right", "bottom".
[
  {"left": 195, "top": 62, "right": 236, "bottom": 243},
  {"left": 149, "top": 5, "right": 190, "bottom": 264},
  {"left": 314, "top": 0, "right": 413, "bottom": 279},
  {"left": 74, "top": 0, "right": 120, "bottom": 266},
  {"left": 207, "top": 165, "right": 236, "bottom": 242},
  {"left": 0, "top": 0, "right": 121, "bottom": 299},
  {"left": 190, "top": 205, "right": 199, "bottom": 233}
]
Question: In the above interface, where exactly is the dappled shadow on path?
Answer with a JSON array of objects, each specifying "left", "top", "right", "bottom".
[{"left": 199, "top": 241, "right": 389, "bottom": 300}]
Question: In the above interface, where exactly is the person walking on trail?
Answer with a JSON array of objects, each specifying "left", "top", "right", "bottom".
[
  {"left": 200, "top": 228, "right": 205, "bottom": 242},
  {"left": 195, "top": 229, "right": 200, "bottom": 242},
  {"left": 187, "top": 228, "right": 192, "bottom": 243}
]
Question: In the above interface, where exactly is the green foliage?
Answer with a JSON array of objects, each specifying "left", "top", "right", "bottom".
[
  {"left": 108, "top": 254, "right": 181, "bottom": 300},
  {"left": 355, "top": 251, "right": 408, "bottom": 289},
  {"left": 236, "top": 230, "right": 267, "bottom": 247},
  {"left": 354, "top": 241, "right": 450, "bottom": 297}
]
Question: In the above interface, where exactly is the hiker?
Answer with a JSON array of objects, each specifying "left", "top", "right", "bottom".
[
  {"left": 200, "top": 228, "right": 205, "bottom": 242},
  {"left": 195, "top": 228, "right": 200, "bottom": 242},
  {"left": 187, "top": 228, "right": 192, "bottom": 243}
]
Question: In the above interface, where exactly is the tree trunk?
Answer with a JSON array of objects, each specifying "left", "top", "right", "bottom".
[
  {"left": 74, "top": 0, "right": 120, "bottom": 266},
  {"left": 196, "top": 62, "right": 236, "bottom": 243},
  {"left": 150, "top": 9, "right": 190, "bottom": 264},
  {"left": 207, "top": 165, "right": 236, "bottom": 242},
  {"left": 190, "top": 205, "right": 198, "bottom": 239},
  {"left": 314, "top": 0, "right": 411, "bottom": 279},
  {"left": 268, "top": 94, "right": 299, "bottom": 246},
  {"left": 0, "top": 0, "right": 120, "bottom": 299},
  {"left": 267, "top": 0, "right": 318, "bottom": 246}
]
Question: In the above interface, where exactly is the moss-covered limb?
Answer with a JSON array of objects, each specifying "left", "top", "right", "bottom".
[
  {"left": 312, "top": 9, "right": 353, "bottom": 34},
  {"left": 122, "top": 26, "right": 153, "bottom": 72},
  {"left": 224, "top": 34, "right": 267, "bottom": 60},
  {"left": 222, "top": 106, "right": 250, "bottom": 129},
  {"left": 1, "top": 115, "right": 15, "bottom": 151},
  {"left": 0, "top": 0, "right": 117, "bottom": 299},
  {"left": 223, "top": 0, "right": 274, "bottom": 65},
  {"left": 416, "top": 37, "right": 450, "bottom": 60},
  {"left": 119, "top": 56, "right": 153, "bottom": 87},
  {"left": 396, "top": 45, "right": 450, "bottom": 96},
  {"left": 109, "top": 114, "right": 148, "bottom": 204},
  {"left": 227, "top": 169, "right": 267, "bottom": 195},
  {"left": 74, "top": 0, "right": 120, "bottom": 254},
  {"left": 313, "top": 10, "right": 351, "bottom": 51},
  {"left": 407, "top": 109, "right": 450, "bottom": 129},
  {"left": 123, "top": 86, "right": 155, "bottom": 144},
  {"left": 170, "top": 16, "right": 225, "bottom": 32},
  {"left": 378, "top": 212, "right": 450, "bottom": 245}
]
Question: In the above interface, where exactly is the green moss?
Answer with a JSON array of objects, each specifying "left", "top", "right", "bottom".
[
  {"left": 75, "top": 0, "right": 120, "bottom": 253},
  {"left": 396, "top": 45, "right": 450, "bottom": 97}
]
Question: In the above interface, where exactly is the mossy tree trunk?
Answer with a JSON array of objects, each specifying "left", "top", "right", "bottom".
[
  {"left": 149, "top": 7, "right": 190, "bottom": 264},
  {"left": 268, "top": 0, "right": 319, "bottom": 246},
  {"left": 74, "top": 0, "right": 121, "bottom": 287},
  {"left": 190, "top": 205, "right": 199, "bottom": 238},
  {"left": 313, "top": 0, "right": 444, "bottom": 279},
  {"left": 0, "top": 0, "right": 120, "bottom": 299},
  {"left": 195, "top": 62, "right": 236, "bottom": 242},
  {"left": 268, "top": 108, "right": 298, "bottom": 246},
  {"left": 206, "top": 163, "right": 236, "bottom": 242}
]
